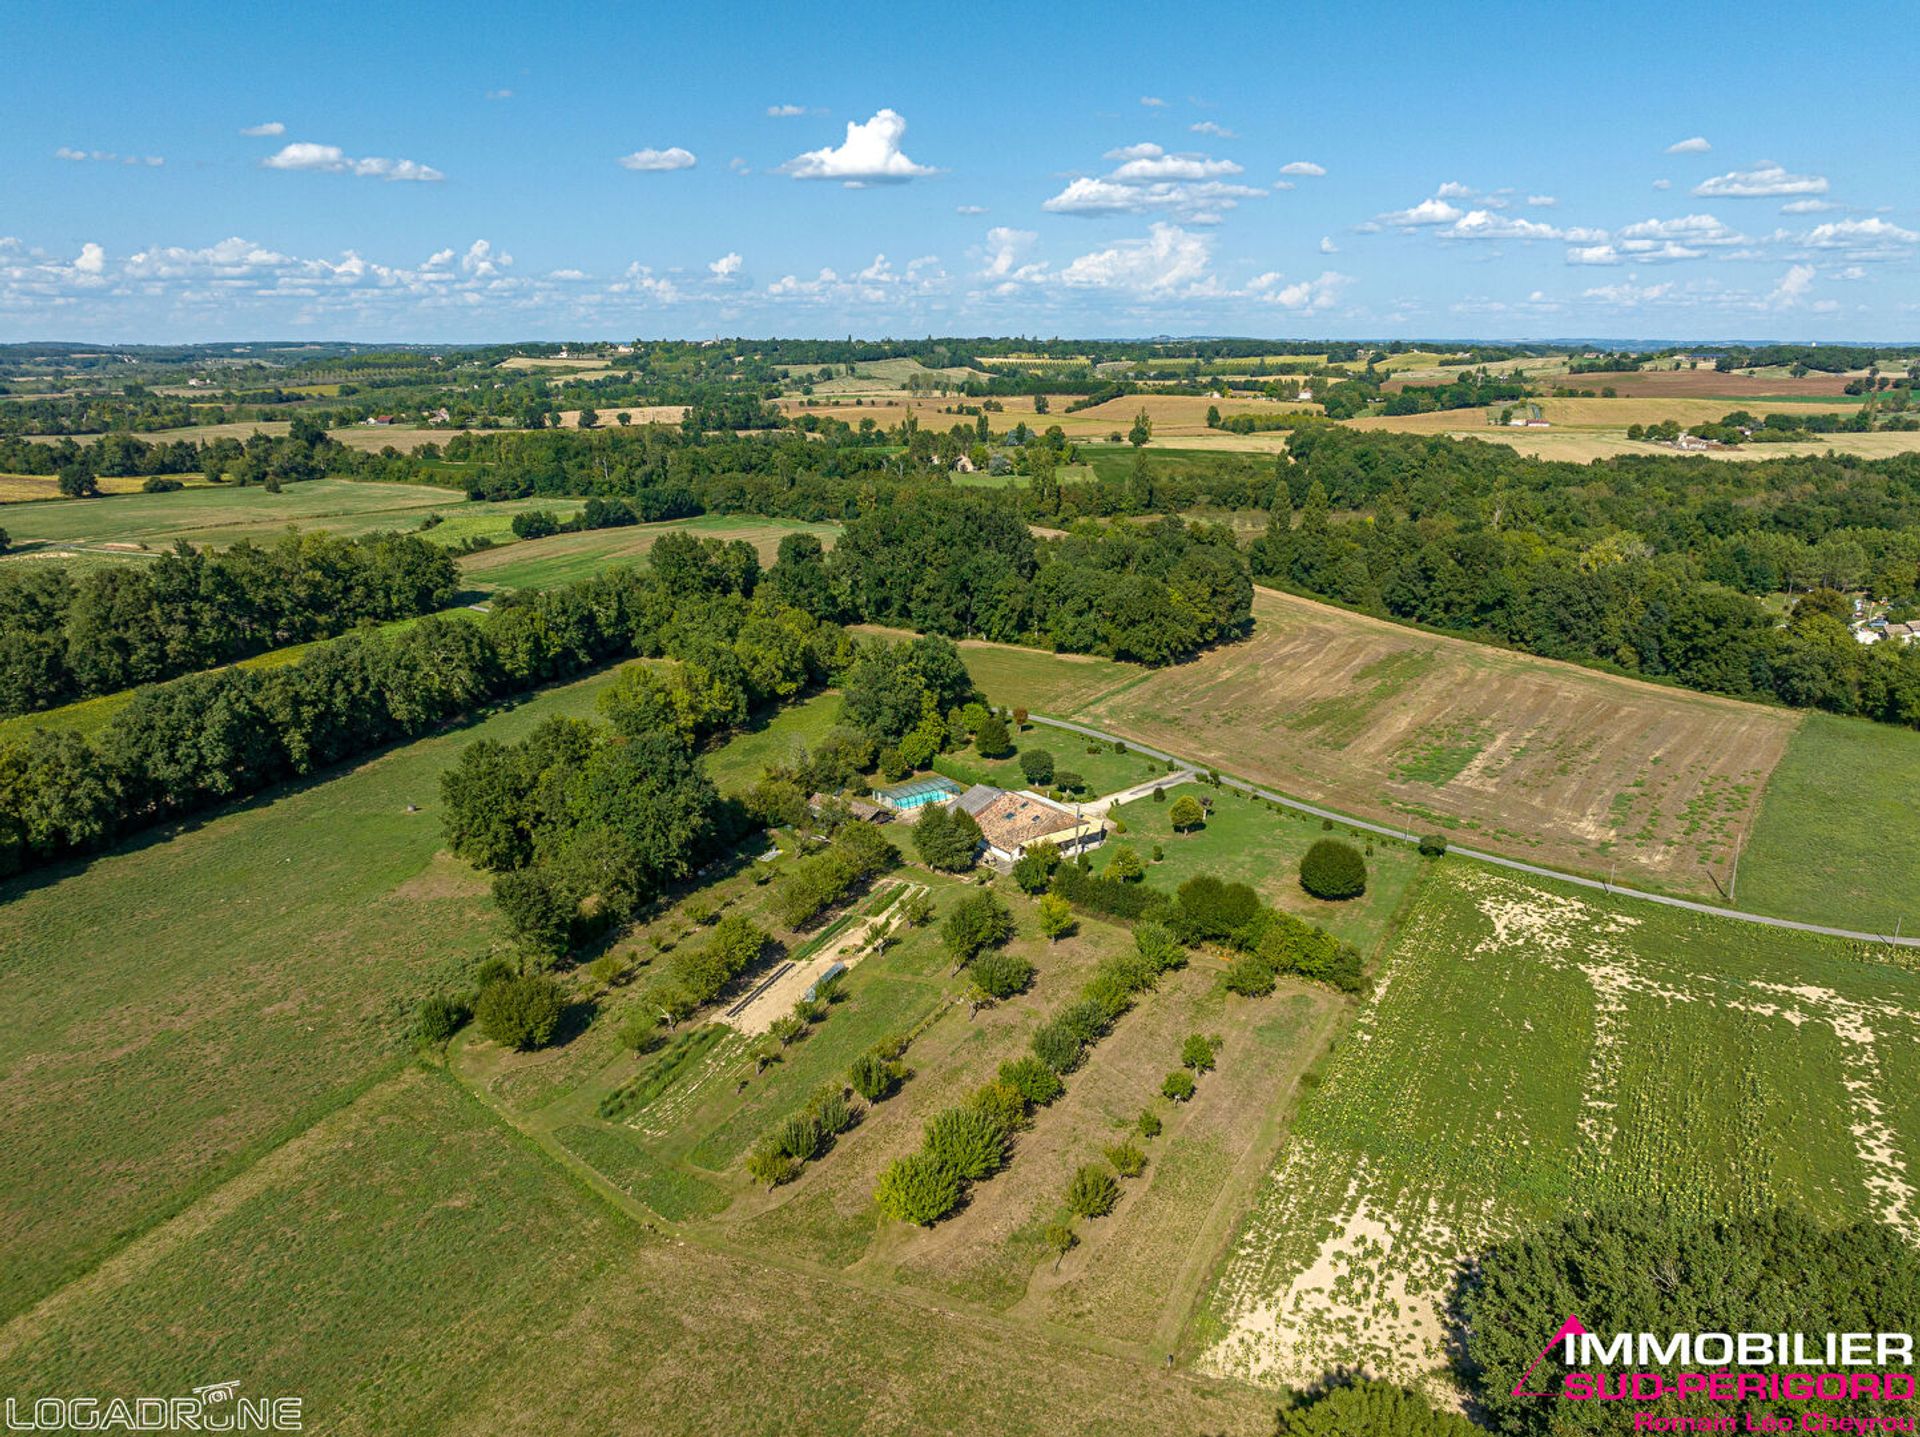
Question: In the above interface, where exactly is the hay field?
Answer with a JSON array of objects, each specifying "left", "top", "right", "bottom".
[
  {"left": 553, "top": 405, "right": 687, "bottom": 427},
  {"left": 28, "top": 421, "right": 479, "bottom": 454},
  {"left": 1052, "top": 394, "right": 1318, "bottom": 440},
  {"left": 1196, "top": 861, "right": 1920, "bottom": 1394},
  {"left": 0, "top": 473, "right": 199, "bottom": 503},
  {"left": 1547, "top": 367, "right": 1859, "bottom": 399},
  {"left": 458, "top": 515, "right": 838, "bottom": 589},
  {"left": 1073, "top": 588, "right": 1798, "bottom": 892}
]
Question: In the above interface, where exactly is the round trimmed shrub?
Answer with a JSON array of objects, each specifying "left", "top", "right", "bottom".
[
  {"left": 474, "top": 974, "right": 566, "bottom": 1051},
  {"left": 1300, "top": 838, "right": 1367, "bottom": 900},
  {"left": 1418, "top": 833, "right": 1449, "bottom": 857},
  {"left": 1162, "top": 1069, "right": 1197, "bottom": 1102}
]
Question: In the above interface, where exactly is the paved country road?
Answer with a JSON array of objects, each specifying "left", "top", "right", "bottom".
[{"left": 1028, "top": 713, "right": 1920, "bottom": 951}]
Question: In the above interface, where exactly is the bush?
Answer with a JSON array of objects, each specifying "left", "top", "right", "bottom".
[
  {"left": 850, "top": 1050, "right": 904, "bottom": 1102},
  {"left": 1106, "top": 844, "right": 1145, "bottom": 882},
  {"left": 1055, "top": 769, "right": 1086, "bottom": 794},
  {"left": 775, "top": 1110, "right": 824, "bottom": 1162},
  {"left": 808, "top": 1086, "right": 853, "bottom": 1137},
  {"left": 1105, "top": 1141, "right": 1147, "bottom": 1178},
  {"left": 141, "top": 476, "right": 185, "bottom": 493},
  {"left": 1134, "top": 920, "right": 1187, "bottom": 972},
  {"left": 1162, "top": 1069, "right": 1197, "bottom": 1102},
  {"left": 1136, "top": 1109, "right": 1163, "bottom": 1139},
  {"left": 1018, "top": 747, "right": 1055, "bottom": 786},
  {"left": 1168, "top": 794, "right": 1205, "bottom": 832},
  {"left": 1418, "top": 833, "right": 1449, "bottom": 857},
  {"left": 1057, "top": 998, "right": 1112, "bottom": 1044},
  {"left": 1065, "top": 1164, "right": 1119, "bottom": 1218},
  {"left": 1223, "top": 954, "right": 1277, "bottom": 996},
  {"left": 413, "top": 993, "right": 470, "bottom": 1045},
  {"left": 971, "top": 949, "right": 1034, "bottom": 998},
  {"left": 474, "top": 973, "right": 566, "bottom": 1051},
  {"left": 746, "top": 1145, "right": 800, "bottom": 1187},
  {"left": 1031, "top": 1020, "right": 1084, "bottom": 1074},
  {"left": 964, "top": 1080, "right": 1029, "bottom": 1135},
  {"left": 924, "top": 1106, "right": 1011, "bottom": 1180},
  {"left": 1274, "top": 1378, "right": 1483, "bottom": 1437},
  {"left": 998, "top": 1055, "right": 1064, "bottom": 1107},
  {"left": 975, "top": 712, "right": 1013, "bottom": 757},
  {"left": 1181, "top": 1033, "right": 1218, "bottom": 1072},
  {"left": 1300, "top": 839, "right": 1367, "bottom": 900},
  {"left": 875, "top": 1152, "right": 962, "bottom": 1225}
]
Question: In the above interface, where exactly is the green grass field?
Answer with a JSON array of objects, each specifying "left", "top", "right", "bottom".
[
  {"left": 0, "top": 477, "right": 575, "bottom": 555},
  {"left": 456, "top": 516, "right": 838, "bottom": 591},
  {"left": 1194, "top": 860, "right": 1920, "bottom": 1393},
  {"left": 932, "top": 729, "right": 1172, "bottom": 799},
  {"left": 1089, "top": 782, "right": 1422, "bottom": 949},
  {"left": 1738, "top": 711, "right": 1920, "bottom": 935}
]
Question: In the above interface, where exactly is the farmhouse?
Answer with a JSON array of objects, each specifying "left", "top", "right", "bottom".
[{"left": 957, "top": 784, "right": 1106, "bottom": 864}]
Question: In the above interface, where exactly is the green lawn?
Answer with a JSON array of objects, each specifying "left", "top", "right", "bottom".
[
  {"left": 1739, "top": 711, "right": 1920, "bottom": 935},
  {"left": 1089, "top": 781, "right": 1422, "bottom": 950},
  {"left": 934, "top": 730, "right": 1173, "bottom": 799},
  {"left": 699, "top": 689, "right": 845, "bottom": 796},
  {"left": 1195, "top": 859, "right": 1920, "bottom": 1390},
  {"left": 0, "top": 477, "right": 570, "bottom": 551}
]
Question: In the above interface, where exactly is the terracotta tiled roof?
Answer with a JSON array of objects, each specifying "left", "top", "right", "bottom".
[{"left": 973, "top": 791, "right": 1083, "bottom": 853}]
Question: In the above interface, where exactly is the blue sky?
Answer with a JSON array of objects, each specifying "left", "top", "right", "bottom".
[{"left": 5, "top": 0, "right": 1916, "bottom": 343}]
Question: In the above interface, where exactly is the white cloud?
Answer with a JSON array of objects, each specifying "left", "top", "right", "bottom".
[
  {"left": 1190, "top": 120, "right": 1237, "bottom": 139},
  {"left": 766, "top": 252, "right": 946, "bottom": 303},
  {"left": 1319, "top": 236, "right": 1338, "bottom": 255},
  {"left": 263, "top": 142, "right": 444, "bottom": 182},
  {"left": 72, "top": 243, "right": 106, "bottom": 276},
  {"left": 1058, "top": 223, "right": 1214, "bottom": 295},
  {"left": 459, "top": 240, "right": 511, "bottom": 276},
  {"left": 781, "top": 109, "right": 933, "bottom": 185},
  {"left": 1780, "top": 198, "right": 1833, "bottom": 214},
  {"left": 612, "top": 263, "right": 684, "bottom": 303},
  {"left": 55, "top": 147, "right": 164, "bottom": 167},
  {"left": 1443, "top": 210, "right": 1604, "bottom": 242},
  {"left": 1802, "top": 217, "right": 1919, "bottom": 248},
  {"left": 240, "top": 121, "right": 285, "bottom": 137},
  {"left": 1249, "top": 269, "right": 1351, "bottom": 311},
  {"left": 485, "top": 89, "right": 513, "bottom": 101},
  {"left": 1380, "top": 197, "right": 1463, "bottom": 227},
  {"left": 1666, "top": 136, "right": 1712, "bottom": 154},
  {"left": 1140, "top": 96, "right": 1167, "bottom": 107},
  {"left": 956, "top": 204, "right": 987, "bottom": 215},
  {"left": 1652, "top": 179, "right": 1673, "bottom": 191},
  {"left": 617, "top": 146, "right": 697, "bottom": 172},
  {"left": 1617, "top": 214, "right": 1748, "bottom": 248},
  {"left": 729, "top": 157, "right": 750, "bottom": 174},
  {"left": 1583, "top": 280, "right": 1674, "bottom": 305},
  {"left": 548, "top": 268, "right": 589, "bottom": 281},
  {"left": 1567, "top": 244, "right": 1622, "bottom": 266},
  {"left": 1279, "top": 160, "right": 1326, "bottom": 177},
  {"left": 1045, "top": 143, "right": 1260, "bottom": 221},
  {"left": 1435, "top": 181, "right": 1476, "bottom": 200},
  {"left": 979, "top": 227, "right": 1046, "bottom": 287},
  {"left": 708, "top": 251, "right": 743, "bottom": 278},
  {"left": 1694, "top": 164, "right": 1827, "bottom": 198},
  {"left": 767, "top": 104, "right": 807, "bottom": 117},
  {"left": 1768, "top": 264, "right": 1815, "bottom": 307},
  {"left": 1526, "top": 194, "right": 1557, "bottom": 207}
]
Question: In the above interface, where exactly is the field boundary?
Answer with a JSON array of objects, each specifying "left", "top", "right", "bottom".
[{"left": 1026, "top": 714, "right": 1920, "bottom": 950}]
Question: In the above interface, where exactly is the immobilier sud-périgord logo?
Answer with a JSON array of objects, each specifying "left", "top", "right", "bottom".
[{"left": 1509, "top": 1314, "right": 1919, "bottom": 1433}]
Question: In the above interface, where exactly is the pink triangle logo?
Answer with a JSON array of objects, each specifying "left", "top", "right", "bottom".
[{"left": 1511, "top": 1313, "right": 1589, "bottom": 1397}]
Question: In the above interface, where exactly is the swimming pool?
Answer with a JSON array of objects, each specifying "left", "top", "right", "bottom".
[{"left": 873, "top": 776, "right": 963, "bottom": 810}]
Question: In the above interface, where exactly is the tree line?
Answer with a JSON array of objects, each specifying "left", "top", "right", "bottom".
[{"left": 0, "top": 530, "right": 458, "bottom": 717}]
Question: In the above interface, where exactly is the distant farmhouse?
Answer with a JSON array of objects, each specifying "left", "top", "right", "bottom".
[{"left": 955, "top": 784, "right": 1105, "bottom": 865}]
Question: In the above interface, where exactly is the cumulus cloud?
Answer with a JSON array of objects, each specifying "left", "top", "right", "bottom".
[
  {"left": 1567, "top": 243, "right": 1623, "bottom": 266},
  {"left": 1768, "top": 264, "right": 1815, "bottom": 306},
  {"left": 263, "top": 142, "right": 444, "bottom": 181},
  {"left": 1319, "top": 236, "right": 1338, "bottom": 254},
  {"left": 1693, "top": 164, "right": 1827, "bottom": 198},
  {"left": 240, "top": 121, "right": 285, "bottom": 137},
  {"left": 1190, "top": 120, "right": 1237, "bottom": 138},
  {"left": 1279, "top": 160, "right": 1326, "bottom": 177},
  {"left": 766, "top": 104, "right": 807, "bottom": 117},
  {"left": 485, "top": 89, "right": 513, "bottom": 101},
  {"left": 1248, "top": 270, "right": 1351, "bottom": 312},
  {"left": 1140, "top": 96, "right": 1167, "bottom": 107},
  {"left": 1443, "top": 211, "right": 1605, "bottom": 242},
  {"left": 1780, "top": 198, "right": 1833, "bottom": 214},
  {"left": 781, "top": 109, "right": 933, "bottom": 185},
  {"left": 709, "top": 251, "right": 743, "bottom": 278},
  {"left": 1616, "top": 214, "right": 1749, "bottom": 249},
  {"left": 617, "top": 146, "right": 697, "bottom": 172},
  {"left": 1057, "top": 223, "right": 1214, "bottom": 295},
  {"left": 1044, "top": 143, "right": 1260, "bottom": 221},
  {"left": 1583, "top": 280, "right": 1674, "bottom": 305},
  {"left": 1802, "top": 217, "right": 1918, "bottom": 247},
  {"left": 1666, "top": 136, "right": 1711, "bottom": 154},
  {"left": 955, "top": 204, "right": 987, "bottom": 215},
  {"left": 766, "top": 252, "right": 945, "bottom": 302},
  {"left": 1380, "top": 197, "right": 1463, "bottom": 227},
  {"left": 1526, "top": 194, "right": 1557, "bottom": 207},
  {"left": 978, "top": 227, "right": 1047, "bottom": 288},
  {"left": 1652, "top": 179, "right": 1673, "bottom": 191}
]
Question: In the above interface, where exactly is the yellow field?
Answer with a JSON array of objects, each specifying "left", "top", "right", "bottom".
[
  {"left": 555, "top": 406, "right": 688, "bottom": 428},
  {"left": 0, "top": 474, "right": 182, "bottom": 503},
  {"left": 1049, "top": 394, "right": 1319, "bottom": 439},
  {"left": 496, "top": 355, "right": 627, "bottom": 379}
]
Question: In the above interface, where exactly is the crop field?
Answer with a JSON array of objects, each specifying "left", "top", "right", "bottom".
[
  {"left": 1194, "top": 861, "right": 1920, "bottom": 1395},
  {"left": 32, "top": 421, "right": 482, "bottom": 454},
  {"left": 1050, "top": 394, "right": 1318, "bottom": 440},
  {"left": 1544, "top": 367, "right": 1860, "bottom": 399},
  {"left": 850, "top": 625, "right": 1144, "bottom": 715},
  {"left": 0, "top": 473, "right": 194, "bottom": 503},
  {"left": 553, "top": 405, "right": 687, "bottom": 427},
  {"left": 1064, "top": 588, "right": 1798, "bottom": 893},
  {"left": 456, "top": 515, "right": 839, "bottom": 589},
  {"left": 1737, "top": 711, "right": 1920, "bottom": 936},
  {"left": 0, "top": 477, "right": 568, "bottom": 554}
]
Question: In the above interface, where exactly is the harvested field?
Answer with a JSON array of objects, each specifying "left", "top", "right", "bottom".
[
  {"left": 1074, "top": 588, "right": 1798, "bottom": 893},
  {"left": 1534, "top": 367, "right": 1859, "bottom": 399},
  {"left": 1349, "top": 395, "right": 1856, "bottom": 435},
  {"left": 554, "top": 405, "right": 687, "bottom": 427}
]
